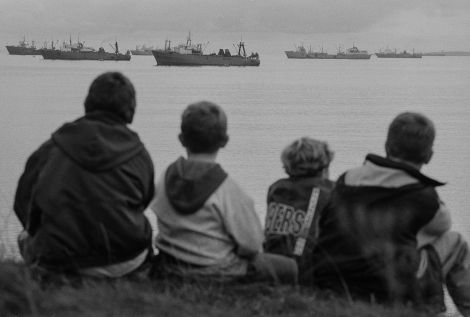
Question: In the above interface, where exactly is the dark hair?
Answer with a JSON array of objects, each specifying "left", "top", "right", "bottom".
[
  {"left": 385, "top": 112, "right": 435, "bottom": 164},
  {"left": 84, "top": 72, "right": 136, "bottom": 123},
  {"left": 179, "top": 101, "right": 228, "bottom": 154}
]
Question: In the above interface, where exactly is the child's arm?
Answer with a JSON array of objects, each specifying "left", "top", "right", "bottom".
[
  {"left": 417, "top": 202, "right": 452, "bottom": 247},
  {"left": 222, "top": 180, "right": 263, "bottom": 259}
]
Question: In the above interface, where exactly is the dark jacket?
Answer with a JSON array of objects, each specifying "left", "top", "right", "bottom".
[
  {"left": 14, "top": 112, "right": 155, "bottom": 271},
  {"left": 264, "top": 176, "right": 334, "bottom": 285},
  {"left": 312, "top": 154, "right": 444, "bottom": 305}
]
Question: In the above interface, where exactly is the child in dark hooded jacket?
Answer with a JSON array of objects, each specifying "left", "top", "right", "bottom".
[
  {"left": 151, "top": 101, "right": 297, "bottom": 284},
  {"left": 264, "top": 137, "right": 335, "bottom": 285}
]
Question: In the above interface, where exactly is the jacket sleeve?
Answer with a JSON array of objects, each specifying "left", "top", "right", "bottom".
[
  {"left": 417, "top": 200, "right": 452, "bottom": 247},
  {"left": 221, "top": 178, "right": 263, "bottom": 259},
  {"left": 139, "top": 148, "right": 155, "bottom": 209},
  {"left": 13, "top": 140, "right": 54, "bottom": 229}
]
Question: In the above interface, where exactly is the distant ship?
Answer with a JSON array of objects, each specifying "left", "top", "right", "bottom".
[
  {"left": 152, "top": 33, "right": 260, "bottom": 66},
  {"left": 285, "top": 45, "right": 335, "bottom": 59},
  {"left": 41, "top": 40, "right": 131, "bottom": 61},
  {"left": 336, "top": 46, "right": 371, "bottom": 59},
  {"left": 130, "top": 44, "right": 155, "bottom": 56},
  {"left": 5, "top": 37, "right": 40, "bottom": 55},
  {"left": 376, "top": 49, "right": 422, "bottom": 58},
  {"left": 285, "top": 45, "right": 309, "bottom": 58}
]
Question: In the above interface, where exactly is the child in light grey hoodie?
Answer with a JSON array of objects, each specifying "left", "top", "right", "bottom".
[{"left": 151, "top": 101, "right": 297, "bottom": 284}]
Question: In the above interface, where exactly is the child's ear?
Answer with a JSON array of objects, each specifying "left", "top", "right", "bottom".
[
  {"left": 178, "top": 133, "right": 186, "bottom": 147},
  {"left": 220, "top": 135, "right": 229, "bottom": 148},
  {"left": 423, "top": 149, "right": 433, "bottom": 164}
]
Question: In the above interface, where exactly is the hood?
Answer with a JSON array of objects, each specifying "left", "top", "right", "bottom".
[
  {"left": 345, "top": 154, "right": 445, "bottom": 188},
  {"left": 338, "top": 154, "right": 444, "bottom": 204},
  {"left": 52, "top": 112, "right": 144, "bottom": 172},
  {"left": 165, "top": 157, "right": 228, "bottom": 215}
]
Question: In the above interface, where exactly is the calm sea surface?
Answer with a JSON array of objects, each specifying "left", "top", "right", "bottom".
[{"left": 1, "top": 51, "right": 470, "bottom": 259}]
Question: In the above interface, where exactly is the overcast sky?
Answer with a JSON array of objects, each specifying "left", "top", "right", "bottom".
[{"left": 1, "top": 0, "right": 469, "bottom": 52}]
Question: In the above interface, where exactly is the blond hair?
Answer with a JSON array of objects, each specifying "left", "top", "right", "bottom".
[{"left": 281, "top": 137, "right": 334, "bottom": 177}]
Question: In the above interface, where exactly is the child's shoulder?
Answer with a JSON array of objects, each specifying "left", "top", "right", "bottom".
[{"left": 214, "top": 175, "right": 254, "bottom": 202}]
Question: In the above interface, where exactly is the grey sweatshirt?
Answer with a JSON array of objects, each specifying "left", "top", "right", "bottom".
[{"left": 151, "top": 157, "right": 263, "bottom": 276}]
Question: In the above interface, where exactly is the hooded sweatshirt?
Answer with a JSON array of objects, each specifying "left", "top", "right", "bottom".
[
  {"left": 152, "top": 157, "right": 263, "bottom": 276},
  {"left": 14, "top": 112, "right": 154, "bottom": 270},
  {"left": 312, "top": 154, "right": 445, "bottom": 304}
]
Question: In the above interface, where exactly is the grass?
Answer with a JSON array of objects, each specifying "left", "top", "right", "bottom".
[{"left": 0, "top": 260, "right": 434, "bottom": 317}]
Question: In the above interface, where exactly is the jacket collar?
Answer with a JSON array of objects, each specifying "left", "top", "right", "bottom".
[{"left": 365, "top": 154, "right": 445, "bottom": 187}]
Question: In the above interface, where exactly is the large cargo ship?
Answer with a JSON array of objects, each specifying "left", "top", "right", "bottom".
[
  {"left": 376, "top": 49, "right": 422, "bottom": 58},
  {"left": 285, "top": 45, "right": 335, "bottom": 59},
  {"left": 336, "top": 46, "right": 371, "bottom": 59},
  {"left": 152, "top": 34, "right": 260, "bottom": 66},
  {"left": 41, "top": 40, "right": 131, "bottom": 61},
  {"left": 5, "top": 37, "right": 40, "bottom": 55},
  {"left": 130, "top": 44, "right": 154, "bottom": 56}
]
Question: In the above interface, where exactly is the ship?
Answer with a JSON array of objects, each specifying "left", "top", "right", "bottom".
[
  {"left": 285, "top": 45, "right": 309, "bottom": 58},
  {"left": 376, "top": 49, "right": 422, "bottom": 58},
  {"left": 308, "top": 50, "right": 336, "bottom": 59},
  {"left": 152, "top": 33, "right": 260, "bottom": 66},
  {"left": 285, "top": 45, "right": 335, "bottom": 59},
  {"left": 41, "top": 39, "right": 131, "bottom": 61},
  {"left": 5, "top": 37, "right": 41, "bottom": 55},
  {"left": 130, "top": 44, "right": 155, "bottom": 56},
  {"left": 336, "top": 46, "right": 371, "bottom": 59}
]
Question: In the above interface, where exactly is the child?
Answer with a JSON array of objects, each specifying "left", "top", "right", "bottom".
[
  {"left": 311, "top": 112, "right": 470, "bottom": 314},
  {"left": 14, "top": 72, "right": 154, "bottom": 280},
  {"left": 151, "top": 101, "right": 297, "bottom": 284},
  {"left": 264, "top": 137, "right": 335, "bottom": 285}
]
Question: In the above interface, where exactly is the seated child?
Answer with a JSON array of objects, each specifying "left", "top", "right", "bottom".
[
  {"left": 151, "top": 101, "right": 297, "bottom": 284},
  {"left": 264, "top": 137, "right": 335, "bottom": 285}
]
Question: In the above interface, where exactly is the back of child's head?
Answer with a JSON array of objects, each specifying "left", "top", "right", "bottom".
[
  {"left": 281, "top": 137, "right": 334, "bottom": 177},
  {"left": 179, "top": 101, "right": 228, "bottom": 154},
  {"left": 386, "top": 112, "right": 435, "bottom": 165},
  {"left": 84, "top": 72, "right": 136, "bottom": 123}
]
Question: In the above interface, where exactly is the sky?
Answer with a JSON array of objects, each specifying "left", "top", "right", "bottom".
[{"left": 1, "top": 0, "right": 469, "bottom": 53}]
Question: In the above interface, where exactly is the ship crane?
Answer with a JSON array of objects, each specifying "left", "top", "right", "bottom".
[
  {"left": 234, "top": 42, "right": 246, "bottom": 57},
  {"left": 109, "top": 41, "right": 119, "bottom": 54}
]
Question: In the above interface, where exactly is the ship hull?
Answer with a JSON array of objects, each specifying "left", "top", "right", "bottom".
[
  {"left": 285, "top": 51, "right": 308, "bottom": 59},
  {"left": 130, "top": 50, "right": 153, "bottom": 56},
  {"left": 6, "top": 46, "right": 40, "bottom": 55},
  {"left": 152, "top": 50, "right": 260, "bottom": 66},
  {"left": 335, "top": 54, "right": 371, "bottom": 59},
  {"left": 307, "top": 53, "right": 337, "bottom": 59},
  {"left": 41, "top": 50, "right": 131, "bottom": 61}
]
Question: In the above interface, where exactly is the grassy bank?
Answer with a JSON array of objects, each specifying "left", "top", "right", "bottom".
[{"left": 0, "top": 260, "right": 432, "bottom": 317}]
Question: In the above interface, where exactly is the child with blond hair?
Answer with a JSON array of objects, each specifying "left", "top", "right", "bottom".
[{"left": 264, "top": 137, "right": 335, "bottom": 285}]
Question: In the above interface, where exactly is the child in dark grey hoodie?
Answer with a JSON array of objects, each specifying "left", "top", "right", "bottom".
[{"left": 151, "top": 101, "right": 297, "bottom": 284}]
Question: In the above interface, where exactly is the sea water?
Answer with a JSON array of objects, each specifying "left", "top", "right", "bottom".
[{"left": 1, "top": 50, "right": 469, "bottom": 254}]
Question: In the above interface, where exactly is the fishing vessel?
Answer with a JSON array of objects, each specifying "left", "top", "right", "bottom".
[
  {"left": 130, "top": 45, "right": 155, "bottom": 56},
  {"left": 336, "top": 46, "right": 371, "bottom": 59},
  {"left": 152, "top": 33, "right": 260, "bottom": 66},
  {"left": 41, "top": 39, "right": 131, "bottom": 61},
  {"left": 376, "top": 49, "right": 422, "bottom": 58},
  {"left": 285, "top": 45, "right": 309, "bottom": 58},
  {"left": 5, "top": 37, "right": 40, "bottom": 55},
  {"left": 285, "top": 45, "right": 336, "bottom": 59}
]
